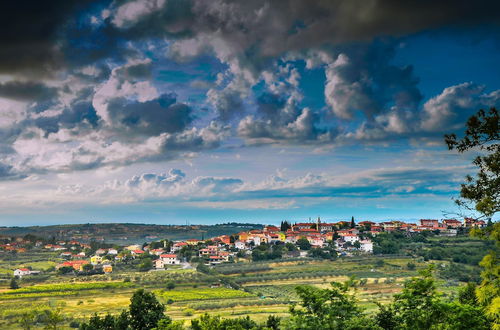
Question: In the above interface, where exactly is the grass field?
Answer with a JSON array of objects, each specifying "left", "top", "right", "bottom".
[{"left": 0, "top": 254, "right": 466, "bottom": 329}]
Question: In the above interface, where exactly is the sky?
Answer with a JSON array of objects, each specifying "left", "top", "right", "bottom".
[{"left": 0, "top": 0, "right": 499, "bottom": 226}]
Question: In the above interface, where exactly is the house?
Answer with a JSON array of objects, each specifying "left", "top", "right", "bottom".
[
  {"left": 442, "top": 219, "right": 462, "bottom": 228},
  {"left": 95, "top": 249, "right": 107, "bottom": 255},
  {"left": 172, "top": 242, "right": 188, "bottom": 252},
  {"left": 60, "top": 251, "right": 72, "bottom": 258},
  {"left": 207, "top": 256, "right": 224, "bottom": 265},
  {"left": 102, "top": 264, "right": 113, "bottom": 273},
  {"left": 131, "top": 249, "right": 145, "bottom": 256},
  {"left": 218, "top": 251, "right": 230, "bottom": 262},
  {"left": 150, "top": 249, "right": 164, "bottom": 256},
  {"left": 318, "top": 223, "right": 336, "bottom": 232},
  {"left": 155, "top": 259, "right": 165, "bottom": 269},
  {"left": 419, "top": 219, "right": 439, "bottom": 228},
  {"left": 263, "top": 225, "right": 280, "bottom": 233},
  {"left": 234, "top": 240, "right": 246, "bottom": 250},
  {"left": 160, "top": 254, "right": 180, "bottom": 265},
  {"left": 90, "top": 255, "right": 103, "bottom": 265},
  {"left": 359, "top": 240, "right": 373, "bottom": 253},
  {"left": 14, "top": 268, "right": 31, "bottom": 277},
  {"left": 107, "top": 249, "right": 118, "bottom": 255},
  {"left": 342, "top": 234, "right": 359, "bottom": 244},
  {"left": 186, "top": 239, "right": 200, "bottom": 246},
  {"left": 464, "top": 218, "right": 487, "bottom": 228},
  {"left": 56, "top": 260, "right": 89, "bottom": 271},
  {"left": 358, "top": 221, "right": 376, "bottom": 227}
]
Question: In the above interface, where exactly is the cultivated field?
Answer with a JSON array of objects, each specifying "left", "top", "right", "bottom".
[{"left": 0, "top": 255, "right": 466, "bottom": 329}]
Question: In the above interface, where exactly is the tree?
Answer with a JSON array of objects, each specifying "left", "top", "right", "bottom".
[
  {"left": 10, "top": 277, "right": 19, "bottom": 289},
  {"left": 287, "top": 280, "right": 379, "bottom": 329},
  {"left": 280, "top": 221, "right": 292, "bottom": 232},
  {"left": 296, "top": 237, "right": 311, "bottom": 251},
  {"left": 446, "top": 107, "right": 500, "bottom": 327},
  {"left": 350, "top": 216, "right": 355, "bottom": 229},
  {"left": 445, "top": 107, "right": 499, "bottom": 218},
  {"left": 191, "top": 314, "right": 258, "bottom": 330},
  {"left": 57, "top": 266, "right": 74, "bottom": 275},
  {"left": 82, "top": 264, "right": 93, "bottom": 272},
  {"left": 138, "top": 258, "right": 153, "bottom": 272},
  {"left": 266, "top": 315, "right": 280, "bottom": 330},
  {"left": 378, "top": 267, "right": 491, "bottom": 330},
  {"left": 458, "top": 282, "right": 478, "bottom": 305},
  {"left": 18, "top": 311, "right": 36, "bottom": 330},
  {"left": 40, "top": 308, "right": 65, "bottom": 330},
  {"left": 166, "top": 281, "right": 175, "bottom": 290},
  {"left": 129, "top": 289, "right": 167, "bottom": 330}
]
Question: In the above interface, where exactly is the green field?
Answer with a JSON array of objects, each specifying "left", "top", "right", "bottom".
[{"left": 0, "top": 254, "right": 467, "bottom": 329}]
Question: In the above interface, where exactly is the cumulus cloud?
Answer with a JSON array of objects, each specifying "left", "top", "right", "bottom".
[
  {"left": 421, "top": 82, "right": 500, "bottom": 132},
  {"left": 0, "top": 0, "right": 498, "bottom": 183},
  {"left": 324, "top": 43, "right": 422, "bottom": 120}
]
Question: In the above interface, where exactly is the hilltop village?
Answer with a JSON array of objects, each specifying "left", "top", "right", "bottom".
[{"left": 1, "top": 217, "right": 487, "bottom": 279}]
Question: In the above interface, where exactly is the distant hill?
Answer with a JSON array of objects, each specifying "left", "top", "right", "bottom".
[{"left": 0, "top": 222, "right": 264, "bottom": 244}]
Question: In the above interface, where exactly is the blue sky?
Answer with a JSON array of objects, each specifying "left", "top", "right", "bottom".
[{"left": 0, "top": 1, "right": 499, "bottom": 226}]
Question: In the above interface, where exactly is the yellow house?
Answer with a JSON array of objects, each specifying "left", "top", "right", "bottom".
[
  {"left": 277, "top": 232, "right": 286, "bottom": 241},
  {"left": 90, "top": 255, "right": 103, "bottom": 265},
  {"left": 102, "top": 264, "right": 113, "bottom": 273}
]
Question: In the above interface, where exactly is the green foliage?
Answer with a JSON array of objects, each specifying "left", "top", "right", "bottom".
[
  {"left": 458, "top": 282, "right": 478, "bottom": 305},
  {"left": 196, "top": 263, "right": 211, "bottom": 274},
  {"left": 10, "top": 277, "right": 19, "bottom": 289},
  {"left": 266, "top": 315, "right": 280, "bottom": 330},
  {"left": 406, "top": 262, "right": 416, "bottom": 271},
  {"left": 307, "top": 247, "right": 336, "bottom": 260},
  {"left": 138, "top": 258, "right": 153, "bottom": 272},
  {"left": 190, "top": 314, "right": 258, "bottom": 330},
  {"left": 287, "top": 280, "right": 378, "bottom": 329},
  {"left": 39, "top": 307, "right": 65, "bottom": 330},
  {"left": 166, "top": 281, "right": 176, "bottom": 290},
  {"left": 252, "top": 243, "right": 284, "bottom": 261},
  {"left": 80, "top": 289, "right": 168, "bottom": 330},
  {"left": 129, "top": 289, "right": 167, "bottom": 330},
  {"left": 375, "top": 267, "right": 491, "bottom": 330},
  {"left": 57, "top": 266, "right": 74, "bottom": 275},
  {"left": 296, "top": 237, "right": 311, "bottom": 251},
  {"left": 445, "top": 107, "right": 499, "bottom": 217}
]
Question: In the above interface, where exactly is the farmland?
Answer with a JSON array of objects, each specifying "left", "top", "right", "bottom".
[{"left": 0, "top": 254, "right": 469, "bottom": 329}]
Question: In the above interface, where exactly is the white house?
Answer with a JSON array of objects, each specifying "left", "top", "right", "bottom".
[
  {"left": 14, "top": 268, "right": 31, "bottom": 277},
  {"left": 343, "top": 234, "right": 359, "bottom": 244},
  {"left": 107, "top": 249, "right": 118, "bottom": 255},
  {"left": 359, "top": 240, "right": 373, "bottom": 253},
  {"left": 160, "top": 254, "right": 180, "bottom": 265},
  {"left": 234, "top": 240, "right": 246, "bottom": 250}
]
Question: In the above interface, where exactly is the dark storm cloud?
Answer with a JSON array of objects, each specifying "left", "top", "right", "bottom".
[
  {"left": 0, "top": 0, "right": 95, "bottom": 75},
  {"left": 106, "top": 93, "right": 193, "bottom": 136},
  {"left": 109, "top": 0, "right": 500, "bottom": 56},
  {"left": 0, "top": 81, "right": 58, "bottom": 102},
  {"left": 3, "top": 0, "right": 498, "bottom": 75}
]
